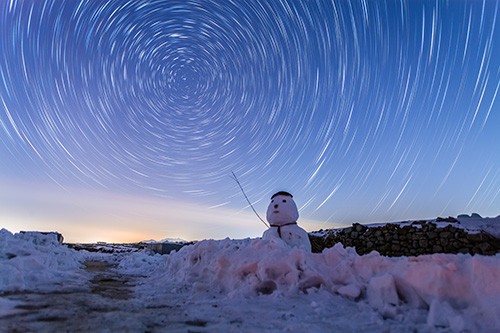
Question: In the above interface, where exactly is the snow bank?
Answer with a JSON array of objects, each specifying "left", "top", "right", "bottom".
[
  {"left": 140, "top": 238, "right": 500, "bottom": 332},
  {"left": 2, "top": 226, "right": 499, "bottom": 332},
  {"left": 0, "top": 229, "right": 85, "bottom": 292}
]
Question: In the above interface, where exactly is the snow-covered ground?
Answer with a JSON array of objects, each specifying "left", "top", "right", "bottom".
[{"left": 1, "top": 217, "right": 500, "bottom": 332}]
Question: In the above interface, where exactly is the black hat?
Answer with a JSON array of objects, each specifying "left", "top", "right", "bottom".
[{"left": 271, "top": 191, "right": 293, "bottom": 199}]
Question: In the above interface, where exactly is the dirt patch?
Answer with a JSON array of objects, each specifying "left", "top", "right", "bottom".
[
  {"left": 0, "top": 259, "right": 194, "bottom": 332},
  {"left": 85, "top": 260, "right": 134, "bottom": 300},
  {"left": 0, "top": 260, "right": 139, "bottom": 332},
  {"left": 84, "top": 260, "right": 117, "bottom": 272}
]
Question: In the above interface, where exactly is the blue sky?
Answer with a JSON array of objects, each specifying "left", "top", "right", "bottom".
[{"left": 1, "top": 0, "right": 499, "bottom": 242}]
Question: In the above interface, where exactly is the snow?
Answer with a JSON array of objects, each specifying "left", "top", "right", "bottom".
[
  {"left": 457, "top": 214, "right": 500, "bottom": 238},
  {"left": 263, "top": 192, "right": 312, "bottom": 251},
  {"left": 1, "top": 219, "right": 500, "bottom": 332},
  {"left": 0, "top": 229, "right": 85, "bottom": 292}
]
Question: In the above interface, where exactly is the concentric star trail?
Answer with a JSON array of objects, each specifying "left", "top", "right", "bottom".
[{"left": 1, "top": 0, "right": 499, "bottom": 237}]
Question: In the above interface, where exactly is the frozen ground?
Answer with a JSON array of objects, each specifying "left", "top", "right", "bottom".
[{"left": 1, "top": 217, "right": 500, "bottom": 332}]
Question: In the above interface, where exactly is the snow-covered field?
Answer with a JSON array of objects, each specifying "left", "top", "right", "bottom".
[{"left": 1, "top": 218, "right": 500, "bottom": 332}]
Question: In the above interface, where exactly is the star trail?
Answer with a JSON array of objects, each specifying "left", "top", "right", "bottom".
[{"left": 1, "top": 0, "right": 499, "bottom": 242}]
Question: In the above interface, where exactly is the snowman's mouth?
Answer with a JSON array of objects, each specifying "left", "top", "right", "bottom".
[{"left": 273, "top": 210, "right": 279, "bottom": 214}]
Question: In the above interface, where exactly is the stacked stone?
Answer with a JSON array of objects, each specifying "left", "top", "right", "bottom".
[{"left": 309, "top": 218, "right": 500, "bottom": 256}]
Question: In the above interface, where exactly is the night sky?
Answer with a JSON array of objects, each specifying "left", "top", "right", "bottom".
[{"left": 1, "top": 0, "right": 499, "bottom": 242}]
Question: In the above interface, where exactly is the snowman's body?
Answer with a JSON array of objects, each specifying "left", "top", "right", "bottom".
[{"left": 262, "top": 191, "right": 311, "bottom": 252}]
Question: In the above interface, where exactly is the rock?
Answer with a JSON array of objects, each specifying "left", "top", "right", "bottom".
[
  {"left": 428, "top": 232, "right": 438, "bottom": 239},
  {"left": 432, "top": 245, "right": 443, "bottom": 253},
  {"left": 467, "top": 233, "right": 486, "bottom": 242},
  {"left": 439, "top": 231, "right": 451, "bottom": 238},
  {"left": 436, "top": 216, "right": 458, "bottom": 222},
  {"left": 419, "top": 239, "right": 429, "bottom": 248},
  {"left": 354, "top": 223, "right": 365, "bottom": 232},
  {"left": 427, "top": 223, "right": 437, "bottom": 230},
  {"left": 391, "top": 244, "right": 401, "bottom": 252},
  {"left": 478, "top": 242, "right": 492, "bottom": 253}
]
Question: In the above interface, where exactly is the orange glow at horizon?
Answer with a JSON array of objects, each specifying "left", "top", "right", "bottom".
[{"left": 0, "top": 179, "right": 328, "bottom": 243}]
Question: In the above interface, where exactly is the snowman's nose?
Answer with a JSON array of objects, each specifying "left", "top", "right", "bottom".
[{"left": 274, "top": 204, "right": 278, "bottom": 209}]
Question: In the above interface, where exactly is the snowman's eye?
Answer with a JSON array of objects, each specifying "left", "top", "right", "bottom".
[{"left": 282, "top": 199, "right": 286, "bottom": 203}]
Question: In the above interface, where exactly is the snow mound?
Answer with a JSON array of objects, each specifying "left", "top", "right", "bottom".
[
  {"left": 0, "top": 229, "right": 85, "bottom": 293},
  {"left": 457, "top": 215, "right": 500, "bottom": 238},
  {"left": 143, "top": 238, "right": 500, "bottom": 332}
]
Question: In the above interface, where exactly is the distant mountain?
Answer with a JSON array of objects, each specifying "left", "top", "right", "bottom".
[
  {"left": 141, "top": 237, "right": 187, "bottom": 244},
  {"left": 141, "top": 239, "right": 158, "bottom": 244},
  {"left": 159, "top": 237, "right": 187, "bottom": 244}
]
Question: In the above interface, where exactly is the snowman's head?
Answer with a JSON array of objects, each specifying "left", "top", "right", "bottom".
[{"left": 266, "top": 191, "right": 299, "bottom": 226}]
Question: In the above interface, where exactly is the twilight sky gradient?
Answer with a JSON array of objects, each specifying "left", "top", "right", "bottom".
[{"left": 1, "top": 0, "right": 499, "bottom": 243}]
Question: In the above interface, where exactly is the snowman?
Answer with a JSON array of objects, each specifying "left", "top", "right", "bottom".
[{"left": 262, "top": 191, "right": 312, "bottom": 251}]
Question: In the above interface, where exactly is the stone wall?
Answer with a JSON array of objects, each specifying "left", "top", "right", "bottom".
[{"left": 309, "top": 219, "right": 500, "bottom": 256}]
